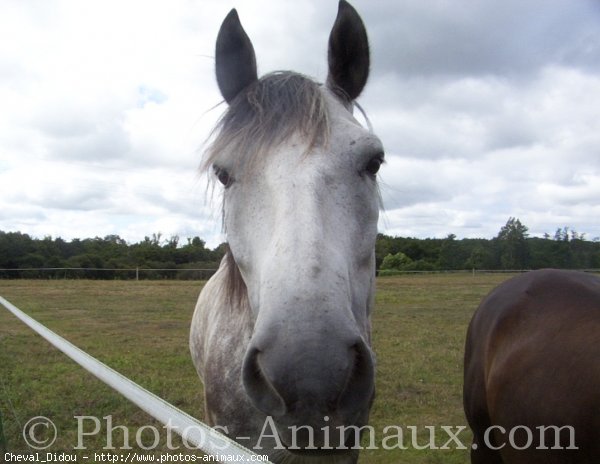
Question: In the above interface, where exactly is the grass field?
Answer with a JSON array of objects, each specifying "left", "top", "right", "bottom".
[{"left": 0, "top": 274, "right": 514, "bottom": 462}]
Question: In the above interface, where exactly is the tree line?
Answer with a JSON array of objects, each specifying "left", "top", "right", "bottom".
[
  {"left": 1, "top": 218, "right": 599, "bottom": 279},
  {"left": 0, "top": 232, "right": 224, "bottom": 279},
  {"left": 377, "top": 218, "right": 600, "bottom": 274}
]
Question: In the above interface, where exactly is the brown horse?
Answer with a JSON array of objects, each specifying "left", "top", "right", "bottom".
[{"left": 464, "top": 269, "right": 600, "bottom": 463}]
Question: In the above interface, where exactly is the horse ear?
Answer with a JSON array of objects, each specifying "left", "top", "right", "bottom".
[
  {"left": 215, "top": 9, "right": 258, "bottom": 103},
  {"left": 326, "top": 0, "right": 370, "bottom": 101}
]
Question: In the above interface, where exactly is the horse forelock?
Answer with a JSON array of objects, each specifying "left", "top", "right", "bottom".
[{"left": 201, "top": 71, "right": 331, "bottom": 178}]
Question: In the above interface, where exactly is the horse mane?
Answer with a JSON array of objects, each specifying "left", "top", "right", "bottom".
[
  {"left": 201, "top": 71, "right": 331, "bottom": 177},
  {"left": 221, "top": 247, "right": 249, "bottom": 312}
]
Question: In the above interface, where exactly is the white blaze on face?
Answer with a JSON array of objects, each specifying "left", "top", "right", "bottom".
[{"left": 223, "top": 89, "right": 383, "bottom": 330}]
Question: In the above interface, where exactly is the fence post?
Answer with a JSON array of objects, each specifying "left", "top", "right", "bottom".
[
  {"left": 0, "top": 410, "right": 7, "bottom": 453},
  {"left": 136, "top": 267, "right": 139, "bottom": 281}
]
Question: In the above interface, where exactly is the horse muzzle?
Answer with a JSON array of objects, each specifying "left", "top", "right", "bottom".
[{"left": 241, "top": 328, "right": 375, "bottom": 450}]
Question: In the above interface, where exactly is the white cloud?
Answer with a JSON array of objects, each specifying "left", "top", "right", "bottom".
[
  {"left": 1, "top": 0, "right": 599, "bottom": 248},
  {"left": 375, "top": 64, "right": 600, "bottom": 239}
]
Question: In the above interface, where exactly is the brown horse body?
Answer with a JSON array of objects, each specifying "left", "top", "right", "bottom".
[{"left": 464, "top": 269, "right": 600, "bottom": 463}]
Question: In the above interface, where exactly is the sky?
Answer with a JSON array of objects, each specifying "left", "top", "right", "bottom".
[{"left": 1, "top": 0, "right": 600, "bottom": 248}]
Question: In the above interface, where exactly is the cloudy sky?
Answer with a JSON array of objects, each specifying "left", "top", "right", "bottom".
[{"left": 1, "top": 0, "right": 599, "bottom": 248}]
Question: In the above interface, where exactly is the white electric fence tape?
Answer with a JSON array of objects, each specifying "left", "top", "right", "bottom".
[{"left": 0, "top": 295, "right": 271, "bottom": 463}]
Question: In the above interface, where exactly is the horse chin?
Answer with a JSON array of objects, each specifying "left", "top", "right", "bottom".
[
  {"left": 272, "top": 446, "right": 359, "bottom": 464},
  {"left": 271, "top": 426, "right": 363, "bottom": 464}
]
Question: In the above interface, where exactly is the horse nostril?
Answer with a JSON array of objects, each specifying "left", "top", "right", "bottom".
[
  {"left": 337, "top": 340, "right": 375, "bottom": 412},
  {"left": 242, "top": 347, "right": 287, "bottom": 418}
]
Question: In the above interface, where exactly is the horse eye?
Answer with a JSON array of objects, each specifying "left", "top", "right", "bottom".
[
  {"left": 365, "top": 156, "right": 384, "bottom": 177},
  {"left": 214, "top": 166, "right": 232, "bottom": 187}
]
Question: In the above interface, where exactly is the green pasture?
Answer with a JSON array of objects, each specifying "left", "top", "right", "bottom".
[{"left": 0, "top": 274, "right": 514, "bottom": 462}]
